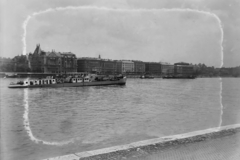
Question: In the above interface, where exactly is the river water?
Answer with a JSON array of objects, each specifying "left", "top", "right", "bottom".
[{"left": 1, "top": 78, "right": 240, "bottom": 160}]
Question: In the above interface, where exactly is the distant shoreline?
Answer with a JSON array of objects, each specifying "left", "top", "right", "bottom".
[{"left": 0, "top": 72, "right": 239, "bottom": 79}]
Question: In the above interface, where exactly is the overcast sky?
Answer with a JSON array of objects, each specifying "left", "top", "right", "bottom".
[{"left": 1, "top": 0, "right": 239, "bottom": 67}]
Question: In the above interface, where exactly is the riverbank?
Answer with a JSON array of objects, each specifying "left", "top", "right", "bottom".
[
  {"left": 43, "top": 124, "right": 240, "bottom": 160},
  {"left": 1, "top": 72, "right": 239, "bottom": 79}
]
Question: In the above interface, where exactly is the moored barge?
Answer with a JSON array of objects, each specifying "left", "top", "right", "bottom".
[{"left": 8, "top": 75, "right": 126, "bottom": 88}]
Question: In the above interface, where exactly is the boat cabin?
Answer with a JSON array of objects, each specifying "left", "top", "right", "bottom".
[
  {"left": 23, "top": 79, "right": 56, "bottom": 86},
  {"left": 84, "top": 77, "right": 90, "bottom": 82},
  {"left": 70, "top": 78, "right": 83, "bottom": 83}
]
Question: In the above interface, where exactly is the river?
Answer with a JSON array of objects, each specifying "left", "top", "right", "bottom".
[{"left": 1, "top": 78, "right": 239, "bottom": 160}]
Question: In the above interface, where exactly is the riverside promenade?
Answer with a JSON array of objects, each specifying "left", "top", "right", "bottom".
[{"left": 43, "top": 124, "right": 240, "bottom": 160}]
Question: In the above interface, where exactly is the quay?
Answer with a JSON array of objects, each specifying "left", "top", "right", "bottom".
[{"left": 43, "top": 124, "right": 240, "bottom": 160}]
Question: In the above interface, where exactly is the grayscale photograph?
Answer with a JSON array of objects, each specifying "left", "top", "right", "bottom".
[{"left": 0, "top": 0, "right": 240, "bottom": 160}]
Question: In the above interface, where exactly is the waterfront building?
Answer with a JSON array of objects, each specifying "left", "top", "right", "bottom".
[
  {"left": 174, "top": 62, "right": 194, "bottom": 75},
  {"left": 28, "top": 44, "right": 45, "bottom": 72},
  {"left": 133, "top": 61, "right": 145, "bottom": 74},
  {"left": 77, "top": 57, "right": 117, "bottom": 74},
  {"left": 145, "top": 62, "right": 161, "bottom": 75},
  {"left": 28, "top": 44, "right": 77, "bottom": 73},
  {"left": 43, "top": 51, "right": 61, "bottom": 73},
  {"left": 117, "top": 60, "right": 134, "bottom": 74},
  {"left": 77, "top": 57, "right": 102, "bottom": 73},
  {"left": 161, "top": 64, "right": 174, "bottom": 75},
  {"left": 116, "top": 61, "right": 122, "bottom": 74},
  {"left": 102, "top": 60, "right": 117, "bottom": 74},
  {"left": 59, "top": 52, "right": 77, "bottom": 73}
]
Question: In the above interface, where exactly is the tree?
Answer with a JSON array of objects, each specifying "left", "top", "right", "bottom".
[{"left": 12, "top": 55, "right": 31, "bottom": 72}]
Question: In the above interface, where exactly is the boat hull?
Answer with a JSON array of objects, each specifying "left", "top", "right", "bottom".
[
  {"left": 162, "top": 76, "right": 196, "bottom": 79},
  {"left": 140, "top": 76, "right": 154, "bottom": 79},
  {"left": 8, "top": 78, "right": 126, "bottom": 88}
]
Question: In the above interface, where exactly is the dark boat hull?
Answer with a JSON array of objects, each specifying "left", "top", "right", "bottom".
[
  {"left": 162, "top": 76, "right": 196, "bottom": 79},
  {"left": 140, "top": 76, "right": 154, "bottom": 79},
  {"left": 140, "top": 77, "right": 154, "bottom": 79},
  {"left": 8, "top": 78, "right": 126, "bottom": 88},
  {"left": 5, "top": 75, "right": 18, "bottom": 78}
]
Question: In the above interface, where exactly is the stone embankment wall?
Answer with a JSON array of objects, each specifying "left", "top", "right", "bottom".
[{"left": 44, "top": 124, "right": 240, "bottom": 160}]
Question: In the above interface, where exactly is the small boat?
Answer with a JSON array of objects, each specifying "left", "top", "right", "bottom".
[
  {"left": 8, "top": 75, "right": 126, "bottom": 88},
  {"left": 5, "top": 73, "right": 18, "bottom": 78},
  {"left": 140, "top": 75, "right": 154, "bottom": 79}
]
